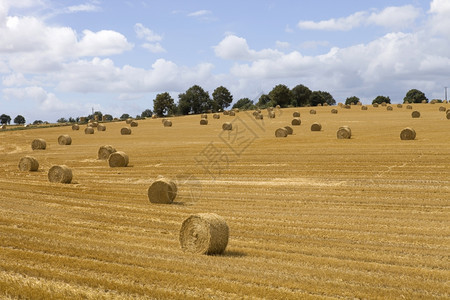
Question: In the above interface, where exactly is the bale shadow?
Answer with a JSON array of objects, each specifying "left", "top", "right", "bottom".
[{"left": 220, "top": 250, "right": 247, "bottom": 257}]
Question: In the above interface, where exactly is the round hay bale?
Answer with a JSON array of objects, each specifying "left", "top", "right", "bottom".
[
  {"left": 200, "top": 119, "right": 208, "bottom": 125},
  {"left": 18, "top": 156, "right": 39, "bottom": 171},
  {"left": 406, "top": 105, "right": 413, "bottom": 109},
  {"left": 213, "top": 113, "right": 220, "bottom": 119},
  {"left": 284, "top": 126, "right": 293, "bottom": 135},
  {"left": 337, "top": 126, "right": 351, "bottom": 139},
  {"left": 255, "top": 114, "right": 263, "bottom": 120},
  {"left": 291, "top": 118, "right": 301, "bottom": 126},
  {"left": 97, "top": 124, "right": 106, "bottom": 131},
  {"left": 84, "top": 127, "right": 94, "bottom": 134},
  {"left": 361, "top": 105, "right": 368, "bottom": 110},
  {"left": 421, "top": 100, "right": 427, "bottom": 104},
  {"left": 323, "top": 103, "right": 328, "bottom": 106},
  {"left": 108, "top": 151, "right": 129, "bottom": 167},
  {"left": 411, "top": 111, "right": 421, "bottom": 118},
  {"left": 387, "top": 106, "right": 393, "bottom": 111},
  {"left": 275, "top": 105, "right": 280, "bottom": 109},
  {"left": 126, "top": 118, "right": 133, "bottom": 124},
  {"left": 163, "top": 120, "right": 172, "bottom": 127},
  {"left": 400, "top": 127, "right": 416, "bottom": 140},
  {"left": 229, "top": 111, "right": 236, "bottom": 116},
  {"left": 310, "top": 109, "right": 316, "bottom": 114},
  {"left": 268, "top": 112, "right": 275, "bottom": 118},
  {"left": 90, "top": 122, "right": 98, "bottom": 128},
  {"left": 317, "top": 103, "right": 322, "bottom": 106},
  {"left": 151, "top": 115, "right": 157, "bottom": 119},
  {"left": 397, "top": 104, "right": 403, "bottom": 108},
  {"left": 222, "top": 122, "right": 232, "bottom": 131},
  {"left": 48, "top": 165, "right": 72, "bottom": 184},
  {"left": 72, "top": 124, "right": 80, "bottom": 130},
  {"left": 252, "top": 111, "right": 259, "bottom": 117},
  {"left": 121, "top": 127, "right": 132, "bottom": 135},
  {"left": 58, "top": 134, "right": 72, "bottom": 145},
  {"left": 446, "top": 112, "right": 450, "bottom": 120},
  {"left": 275, "top": 128, "right": 288, "bottom": 137},
  {"left": 439, "top": 106, "right": 446, "bottom": 112},
  {"left": 161, "top": 118, "right": 167, "bottom": 124},
  {"left": 381, "top": 102, "right": 387, "bottom": 106},
  {"left": 147, "top": 178, "right": 177, "bottom": 204},
  {"left": 293, "top": 111, "right": 300, "bottom": 118},
  {"left": 223, "top": 111, "right": 229, "bottom": 115},
  {"left": 201, "top": 114, "right": 208, "bottom": 119},
  {"left": 31, "top": 138, "right": 46, "bottom": 150},
  {"left": 331, "top": 109, "right": 338, "bottom": 114},
  {"left": 130, "top": 121, "right": 138, "bottom": 127},
  {"left": 98, "top": 145, "right": 116, "bottom": 160},
  {"left": 373, "top": 103, "right": 379, "bottom": 108},
  {"left": 179, "top": 213, "right": 229, "bottom": 255},
  {"left": 311, "top": 122, "right": 322, "bottom": 131},
  {"left": 344, "top": 105, "right": 351, "bottom": 109}
]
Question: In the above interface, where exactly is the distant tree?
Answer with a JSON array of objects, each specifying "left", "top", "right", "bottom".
[
  {"left": 309, "top": 91, "right": 336, "bottom": 106},
  {"left": 103, "top": 114, "right": 113, "bottom": 121},
  {"left": 268, "top": 84, "right": 292, "bottom": 108},
  {"left": 212, "top": 86, "right": 233, "bottom": 111},
  {"left": 403, "top": 89, "right": 428, "bottom": 103},
  {"left": 345, "top": 96, "right": 360, "bottom": 105},
  {"left": 257, "top": 94, "right": 272, "bottom": 108},
  {"left": 13, "top": 115, "right": 26, "bottom": 125},
  {"left": 372, "top": 95, "right": 391, "bottom": 104},
  {"left": 33, "top": 120, "right": 43, "bottom": 125},
  {"left": 120, "top": 113, "right": 130, "bottom": 120},
  {"left": 68, "top": 117, "right": 76, "bottom": 123},
  {"left": 232, "top": 98, "right": 256, "bottom": 110},
  {"left": 141, "top": 108, "right": 153, "bottom": 118},
  {"left": 178, "top": 85, "right": 213, "bottom": 115},
  {"left": 0, "top": 114, "right": 11, "bottom": 125},
  {"left": 153, "top": 92, "right": 176, "bottom": 117},
  {"left": 87, "top": 111, "right": 103, "bottom": 121},
  {"left": 291, "top": 84, "right": 312, "bottom": 107},
  {"left": 57, "top": 117, "right": 68, "bottom": 123}
]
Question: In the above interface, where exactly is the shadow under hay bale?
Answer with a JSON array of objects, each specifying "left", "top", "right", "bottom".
[
  {"left": 275, "top": 128, "right": 288, "bottom": 137},
  {"left": 18, "top": 156, "right": 39, "bottom": 171},
  {"left": 58, "top": 134, "right": 72, "bottom": 145},
  {"left": 31, "top": 138, "right": 46, "bottom": 150},
  {"left": 72, "top": 124, "right": 80, "bottom": 130},
  {"left": 311, "top": 122, "right": 322, "bottom": 131},
  {"left": 98, "top": 145, "right": 116, "bottom": 160},
  {"left": 337, "top": 126, "right": 351, "bottom": 139},
  {"left": 222, "top": 122, "right": 232, "bottom": 130},
  {"left": 291, "top": 118, "right": 301, "bottom": 126},
  {"left": 84, "top": 127, "right": 94, "bottom": 134},
  {"left": 400, "top": 127, "right": 416, "bottom": 140},
  {"left": 411, "top": 111, "right": 421, "bottom": 118},
  {"left": 108, "top": 151, "right": 129, "bottom": 167},
  {"left": 48, "top": 165, "right": 72, "bottom": 184},
  {"left": 200, "top": 119, "right": 208, "bottom": 125},
  {"left": 148, "top": 177, "right": 178, "bottom": 204},
  {"left": 121, "top": 127, "right": 132, "bottom": 135},
  {"left": 179, "top": 213, "right": 229, "bottom": 255}
]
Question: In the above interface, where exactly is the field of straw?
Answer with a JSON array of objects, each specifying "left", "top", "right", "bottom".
[{"left": 0, "top": 104, "right": 449, "bottom": 299}]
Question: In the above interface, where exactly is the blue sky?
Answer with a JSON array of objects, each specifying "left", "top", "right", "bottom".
[{"left": 1, "top": 0, "right": 449, "bottom": 122}]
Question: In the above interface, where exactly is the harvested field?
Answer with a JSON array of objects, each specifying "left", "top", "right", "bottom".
[{"left": 0, "top": 104, "right": 449, "bottom": 299}]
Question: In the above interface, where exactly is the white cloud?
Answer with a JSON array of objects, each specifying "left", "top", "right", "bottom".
[
  {"left": 188, "top": 10, "right": 211, "bottom": 17},
  {"left": 298, "top": 11, "right": 366, "bottom": 31},
  {"left": 428, "top": 0, "right": 450, "bottom": 36},
  {"left": 66, "top": 4, "right": 100, "bottom": 13},
  {"left": 2, "top": 73, "right": 29, "bottom": 87},
  {"left": 142, "top": 42, "right": 165, "bottom": 53},
  {"left": 134, "top": 23, "right": 162, "bottom": 42},
  {"left": 214, "top": 35, "right": 283, "bottom": 61},
  {"left": 77, "top": 30, "right": 133, "bottom": 56},
  {"left": 275, "top": 41, "right": 290, "bottom": 49}
]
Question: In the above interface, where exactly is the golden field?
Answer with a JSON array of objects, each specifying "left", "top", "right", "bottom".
[{"left": 0, "top": 104, "right": 449, "bottom": 299}]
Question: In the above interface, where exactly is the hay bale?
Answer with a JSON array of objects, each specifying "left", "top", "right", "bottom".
[
  {"left": 18, "top": 156, "right": 39, "bottom": 171},
  {"left": 121, "top": 127, "right": 132, "bottom": 135},
  {"left": 179, "top": 213, "right": 229, "bottom": 255},
  {"left": 446, "top": 112, "right": 450, "bottom": 120},
  {"left": 213, "top": 113, "right": 220, "bottom": 119},
  {"left": 293, "top": 111, "right": 300, "bottom": 117},
  {"left": 147, "top": 177, "right": 177, "bottom": 204},
  {"left": 268, "top": 111, "right": 275, "bottom": 118},
  {"left": 108, "top": 151, "right": 129, "bottom": 167},
  {"left": 130, "top": 121, "right": 138, "bottom": 127},
  {"left": 310, "top": 109, "right": 316, "bottom": 114},
  {"left": 275, "top": 128, "right": 288, "bottom": 137},
  {"left": 163, "top": 120, "right": 172, "bottom": 127},
  {"left": 222, "top": 122, "right": 232, "bottom": 130},
  {"left": 223, "top": 111, "right": 229, "bottom": 115},
  {"left": 90, "top": 122, "right": 98, "bottom": 128},
  {"left": 72, "top": 124, "right": 80, "bottom": 130},
  {"left": 331, "top": 109, "right": 338, "bottom": 114},
  {"left": 373, "top": 103, "right": 379, "bottom": 108},
  {"left": 200, "top": 119, "right": 208, "bottom": 125},
  {"left": 97, "top": 124, "right": 106, "bottom": 131},
  {"left": 400, "top": 127, "right": 416, "bottom": 140},
  {"left": 58, "top": 134, "right": 72, "bottom": 145},
  {"left": 98, "top": 145, "right": 116, "bottom": 160},
  {"left": 31, "top": 138, "right": 46, "bottom": 150},
  {"left": 406, "top": 105, "right": 413, "bottom": 109},
  {"left": 284, "top": 126, "right": 293, "bottom": 135},
  {"left": 397, "top": 104, "right": 403, "bottom": 108},
  {"left": 229, "top": 111, "right": 236, "bottom": 116},
  {"left": 252, "top": 111, "right": 259, "bottom": 117},
  {"left": 1, "top": 125, "right": 5, "bottom": 130},
  {"left": 291, "top": 118, "right": 301, "bottom": 126},
  {"left": 126, "top": 118, "right": 133, "bottom": 124},
  {"left": 311, "top": 122, "right": 322, "bottom": 131},
  {"left": 439, "top": 106, "right": 446, "bottom": 112},
  {"left": 421, "top": 100, "right": 427, "bottom": 104},
  {"left": 323, "top": 103, "right": 328, "bottom": 106},
  {"left": 344, "top": 105, "right": 351, "bottom": 109},
  {"left": 48, "top": 165, "right": 72, "bottom": 184},
  {"left": 411, "top": 111, "right": 421, "bottom": 118},
  {"left": 361, "top": 105, "right": 368, "bottom": 110},
  {"left": 337, "top": 126, "right": 351, "bottom": 139},
  {"left": 151, "top": 115, "right": 157, "bottom": 119},
  {"left": 387, "top": 106, "right": 393, "bottom": 111},
  {"left": 201, "top": 114, "right": 208, "bottom": 119},
  {"left": 381, "top": 102, "right": 387, "bottom": 106},
  {"left": 255, "top": 114, "right": 263, "bottom": 120},
  {"left": 84, "top": 127, "right": 94, "bottom": 134},
  {"left": 161, "top": 118, "right": 167, "bottom": 124}
]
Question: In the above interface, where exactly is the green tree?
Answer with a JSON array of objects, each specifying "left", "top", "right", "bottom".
[
  {"left": 212, "top": 86, "right": 233, "bottom": 111},
  {"left": 177, "top": 85, "right": 212, "bottom": 115},
  {"left": 309, "top": 91, "right": 336, "bottom": 106},
  {"left": 33, "top": 120, "right": 43, "bottom": 125},
  {"left": 232, "top": 98, "right": 255, "bottom": 110},
  {"left": 103, "top": 114, "right": 113, "bottom": 121},
  {"left": 372, "top": 95, "right": 391, "bottom": 104},
  {"left": 153, "top": 92, "right": 176, "bottom": 117},
  {"left": 140, "top": 108, "right": 153, "bottom": 118},
  {"left": 87, "top": 111, "right": 103, "bottom": 121},
  {"left": 403, "top": 89, "right": 428, "bottom": 103},
  {"left": 0, "top": 114, "right": 11, "bottom": 125},
  {"left": 257, "top": 94, "right": 272, "bottom": 108},
  {"left": 291, "top": 84, "right": 312, "bottom": 107},
  {"left": 120, "top": 113, "right": 130, "bottom": 120},
  {"left": 268, "top": 84, "right": 292, "bottom": 108},
  {"left": 57, "top": 117, "right": 68, "bottom": 123},
  {"left": 14, "top": 115, "right": 26, "bottom": 125},
  {"left": 345, "top": 96, "right": 360, "bottom": 105}
]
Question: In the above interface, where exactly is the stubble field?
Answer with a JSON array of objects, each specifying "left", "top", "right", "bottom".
[{"left": 0, "top": 104, "right": 449, "bottom": 299}]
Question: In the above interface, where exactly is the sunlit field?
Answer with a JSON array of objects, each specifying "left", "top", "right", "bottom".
[{"left": 0, "top": 103, "right": 449, "bottom": 299}]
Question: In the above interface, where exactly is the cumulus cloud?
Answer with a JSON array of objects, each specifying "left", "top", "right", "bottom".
[
  {"left": 214, "top": 35, "right": 282, "bottom": 61},
  {"left": 77, "top": 29, "right": 133, "bottom": 56},
  {"left": 428, "top": 0, "right": 450, "bottom": 36},
  {"left": 135, "top": 23, "right": 165, "bottom": 53},
  {"left": 65, "top": 4, "right": 100, "bottom": 13},
  {"left": 298, "top": 11, "right": 366, "bottom": 31},
  {"left": 188, "top": 10, "right": 211, "bottom": 17}
]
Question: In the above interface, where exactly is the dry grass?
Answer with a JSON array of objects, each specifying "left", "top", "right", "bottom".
[{"left": 0, "top": 104, "right": 449, "bottom": 299}]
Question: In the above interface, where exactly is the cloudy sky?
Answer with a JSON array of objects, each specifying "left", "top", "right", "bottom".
[{"left": 1, "top": 0, "right": 449, "bottom": 122}]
